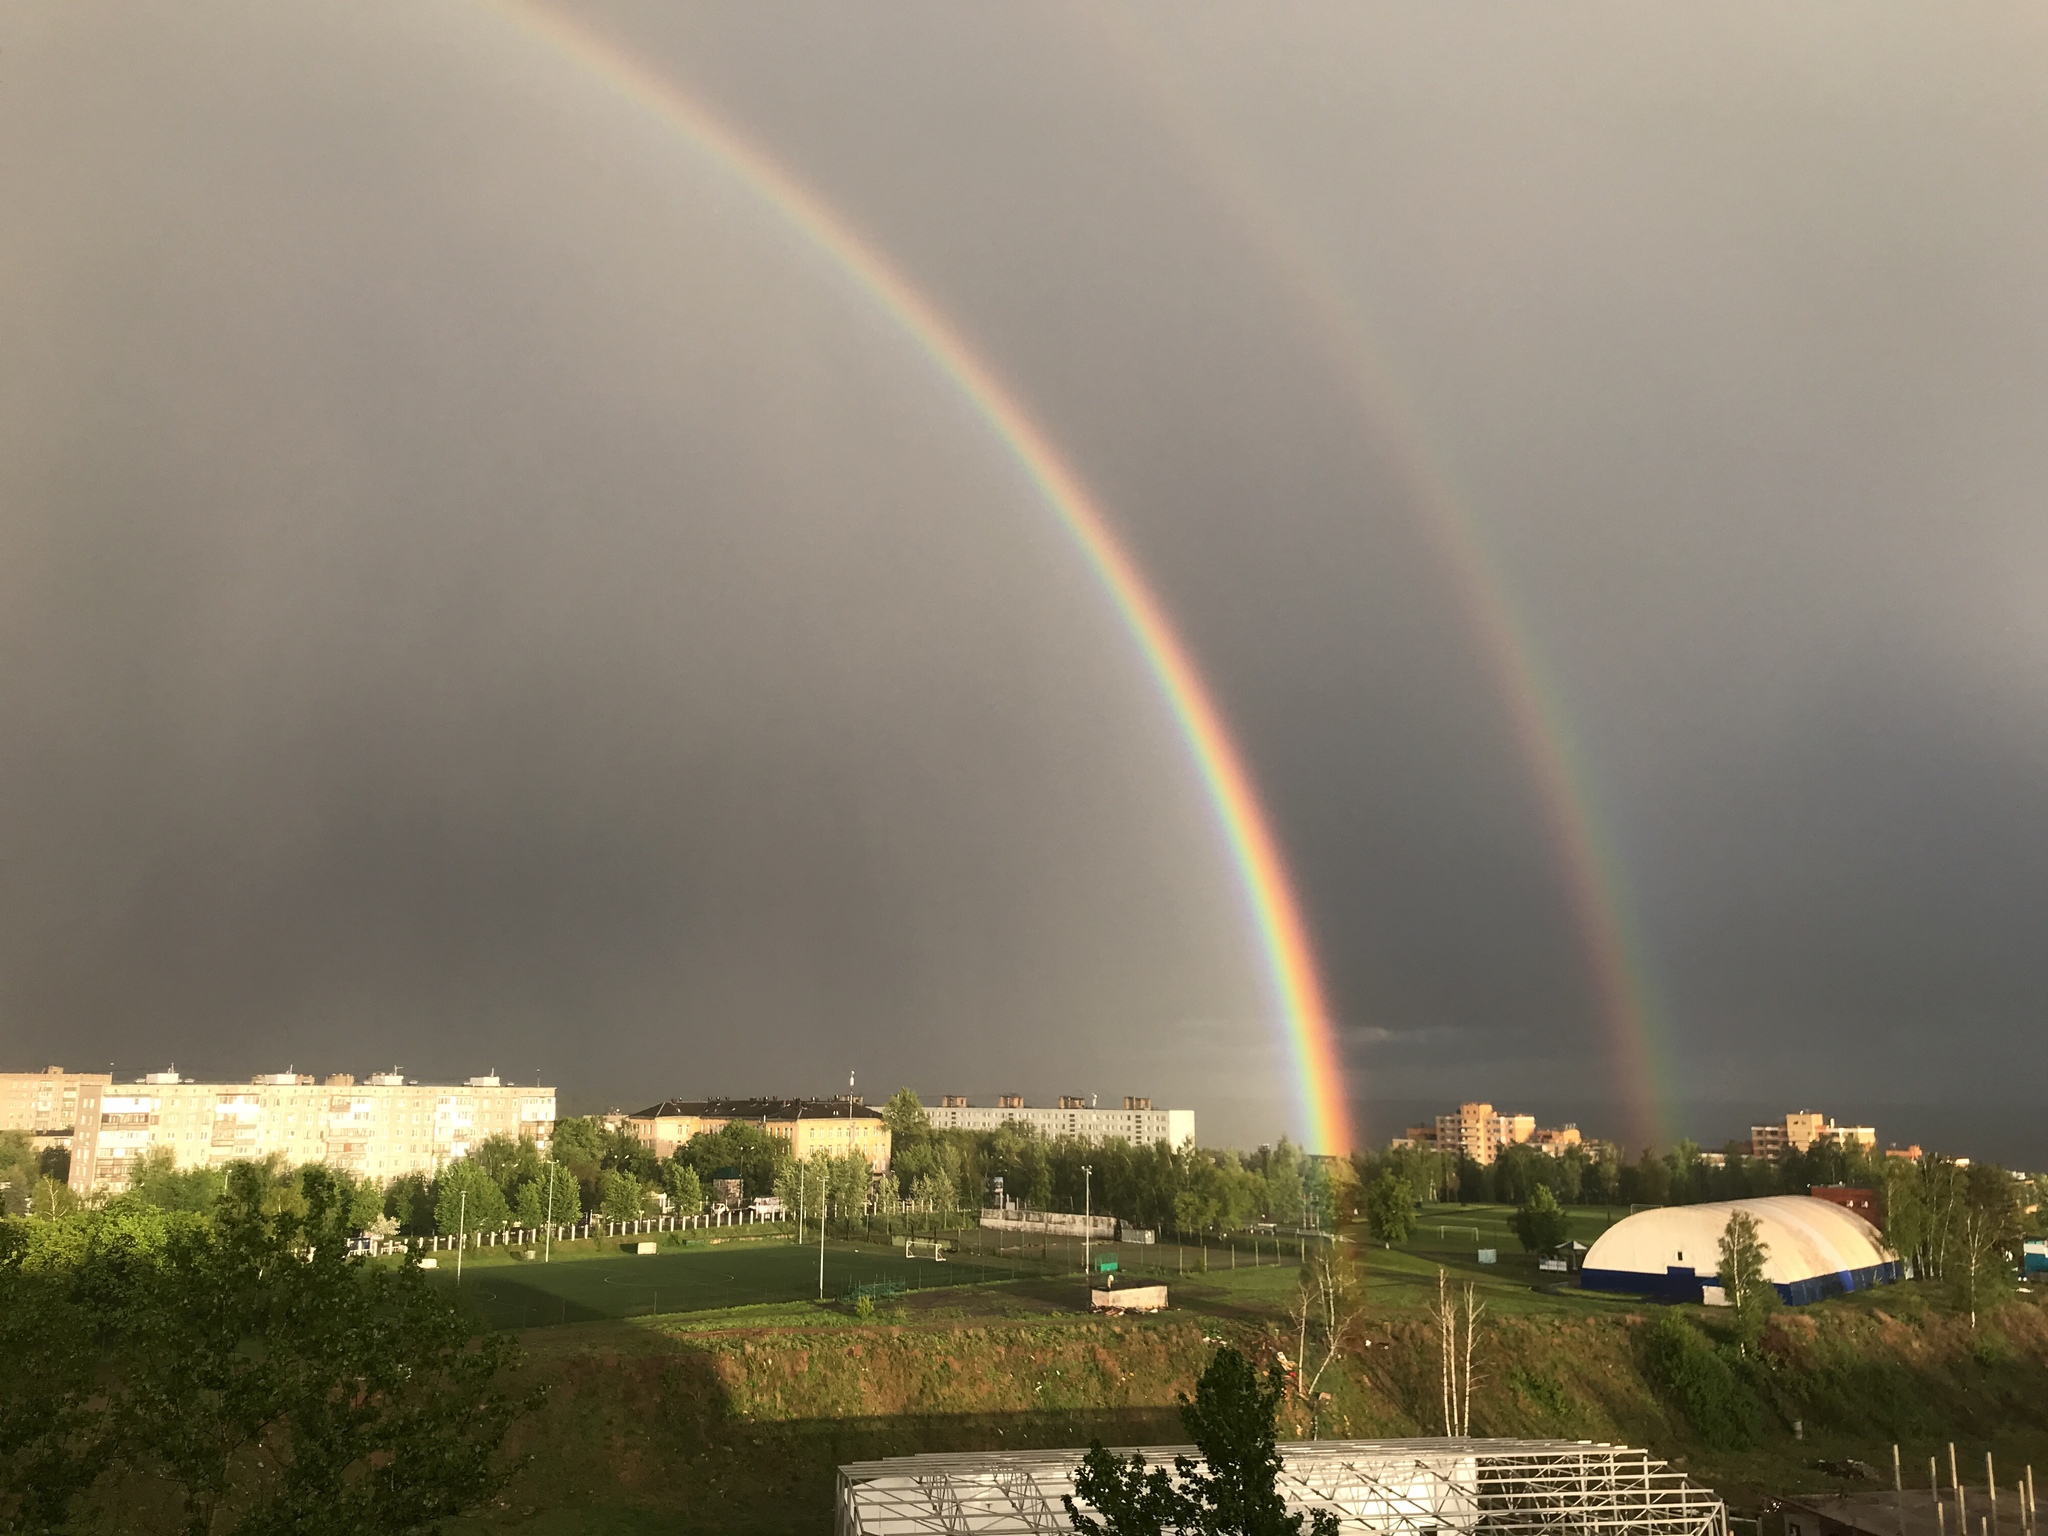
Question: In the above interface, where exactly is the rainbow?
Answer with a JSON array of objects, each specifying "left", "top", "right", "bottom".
[
  {"left": 487, "top": 3, "right": 1356, "bottom": 1154},
  {"left": 1088, "top": 11, "right": 1671, "bottom": 1151}
]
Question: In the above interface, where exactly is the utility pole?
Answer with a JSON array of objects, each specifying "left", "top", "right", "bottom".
[{"left": 1083, "top": 1166, "right": 1094, "bottom": 1277}]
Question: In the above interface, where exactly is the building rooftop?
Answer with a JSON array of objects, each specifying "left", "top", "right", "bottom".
[
  {"left": 836, "top": 1439, "right": 1726, "bottom": 1536},
  {"left": 629, "top": 1097, "right": 884, "bottom": 1122}
]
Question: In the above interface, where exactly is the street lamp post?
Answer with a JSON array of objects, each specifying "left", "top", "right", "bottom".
[{"left": 1083, "top": 1166, "right": 1093, "bottom": 1277}]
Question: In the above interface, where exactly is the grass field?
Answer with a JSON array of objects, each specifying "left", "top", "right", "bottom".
[
  {"left": 424, "top": 1202, "right": 1643, "bottom": 1329},
  {"left": 420, "top": 1206, "right": 2048, "bottom": 1535}
]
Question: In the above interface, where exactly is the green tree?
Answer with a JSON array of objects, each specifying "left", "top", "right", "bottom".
[
  {"left": 881, "top": 1087, "right": 931, "bottom": 1140},
  {"left": 1364, "top": 1171, "right": 1417, "bottom": 1247},
  {"left": 596, "top": 1168, "right": 649, "bottom": 1222},
  {"left": 1950, "top": 1164, "right": 2020, "bottom": 1327},
  {"left": 386, "top": 1171, "right": 438, "bottom": 1236},
  {"left": 1513, "top": 1186, "right": 1571, "bottom": 1254},
  {"left": 30, "top": 1175, "right": 79, "bottom": 1219},
  {"left": 511, "top": 1162, "right": 579, "bottom": 1230},
  {"left": 677, "top": 1120, "right": 784, "bottom": 1201},
  {"left": 0, "top": 1131, "right": 39, "bottom": 1218},
  {"left": 661, "top": 1160, "right": 705, "bottom": 1216},
  {"left": 0, "top": 1165, "right": 532, "bottom": 1532},
  {"left": 826, "top": 1150, "right": 873, "bottom": 1217},
  {"left": 1067, "top": 1346, "right": 1338, "bottom": 1536},
  {"left": 470, "top": 1131, "right": 541, "bottom": 1195},
  {"left": 435, "top": 1159, "right": 511, "bottom": 1235},
  {"left": 1717, "top": 1208, "right": 1776, "bottom": 1353},
  {"left": 1880, "top": 1157, "right": 1928, "bottom": 1263}
]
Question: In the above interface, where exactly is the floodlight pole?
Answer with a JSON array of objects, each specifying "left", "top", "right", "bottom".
[
  {"left": 1083, "top": 1166, "right": 1093, "bottom": 1277},
  {"left": 818, "top": 1178, "right": 827, "bottom": 1300},
  {"left": 456, "top": 1189, "right": 466, "bottom": 1285},
  {"left": 544, "top": 1164, "right": 555, "bottom": 1263}
]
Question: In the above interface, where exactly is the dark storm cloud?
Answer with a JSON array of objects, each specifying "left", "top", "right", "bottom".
[{"left": 3, "top": 3, "right": 2046, "bottom": 1158}]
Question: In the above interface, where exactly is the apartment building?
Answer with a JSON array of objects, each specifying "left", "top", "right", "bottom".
[
  {"left": 622, "top": 1097, "right": 892, "bottom": 1171},
  {"left": 1431, "top": 1103, "right": 1539, "bottom": 1167},
  {"left": 60, "top": 1068, "right": 555, "bottom": 1192},
  {"left": 1, "top": 1066, "right": 112, "bottom": 1138},
  {"left": 2, "top": 1068, "right": 114, "bottom": 1194},
  {"left": 1389, "top": 1105, "right": 1587, "bottom": 1166},
  {"left": 921, "top": 1094, "right": 1195, "bottom": 1149},
  {"left": 1748, "top": 1112, "right": 1877, "bottom": 1161}
]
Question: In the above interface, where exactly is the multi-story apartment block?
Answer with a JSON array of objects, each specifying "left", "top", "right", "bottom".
[
  {"left": 55, "top": 1068, "right": 555, "bottom": 1191},
  {"left": 2, "top": 1068, "right": 114, "bottom": 1194},
  {"left": 920, "top": 1094, "right": 1195, "bottom": 1148},
  {"left": 1748, "top": 1112, "right": 1877, "bottom": 1161},
  {"left": 1, "top": 1066, "right": 112, "bottom": 1138},
  {"left": 621, "top": 1097, "right": 892, "bottom": 1171},
  {"left": 1414, "top": 1104, "right": 1583, "bottom": 1166}
]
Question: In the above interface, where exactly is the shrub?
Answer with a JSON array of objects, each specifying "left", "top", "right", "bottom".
[{"left": 1642, "top": 1311, "right": 1764, "bottom": 1450}]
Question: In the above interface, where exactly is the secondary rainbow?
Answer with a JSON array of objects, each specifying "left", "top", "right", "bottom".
[
  {"left": 1090, "top": 11, "right": 1672, "bottom": 1150},
  {"left": 488, "top": 3, "right": 1356, "bottom": 1154}
]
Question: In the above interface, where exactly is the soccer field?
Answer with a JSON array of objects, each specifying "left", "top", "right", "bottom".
[{"left": 435, "top": 1237, "right": 1043, "bottom": 1329}]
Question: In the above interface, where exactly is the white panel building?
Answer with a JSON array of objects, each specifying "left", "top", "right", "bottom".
[
  {"left": 71, "top": 1069, "right": 555, "bottom": 1191},
  {"left": 921, "top": 1094, "right": 1194, "bottom": 1148}
]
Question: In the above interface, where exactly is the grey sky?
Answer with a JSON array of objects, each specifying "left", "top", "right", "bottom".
[{"left": 3, "top": 3, "right": 2045, "bottom": 1161}]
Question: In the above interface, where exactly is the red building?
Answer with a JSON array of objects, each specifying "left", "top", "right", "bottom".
[{"left": 1809, "top": 1185, "right": 1880, "bottom": 1223}]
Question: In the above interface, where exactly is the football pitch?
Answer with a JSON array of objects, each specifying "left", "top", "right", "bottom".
[{"left": 433, "top": 1237, "right": 1041, "bottom": 1329}]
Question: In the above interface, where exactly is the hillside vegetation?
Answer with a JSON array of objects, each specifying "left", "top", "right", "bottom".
[{"left": 450, "top": 1256, "right": 2048, "bottom": 1536}]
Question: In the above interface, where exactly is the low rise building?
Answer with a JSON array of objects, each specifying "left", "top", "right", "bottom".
[
  {"left": 48, "top": 1068, "right": 555, "bottom": 1191},
  {"left": 1749, "top": 1112, "right": 1877, "bottom": 1161},
  {"left": 622, "top": 1097, "right": 892, "bottom": 1171},
  {"left": 921, "top": 1095, "right": 1194, "bottom": 1148}
]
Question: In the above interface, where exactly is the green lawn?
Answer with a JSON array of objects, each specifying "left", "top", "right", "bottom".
[
  {"left": 426, "top": 1206, "right": 1643, "bottom": 1331},
  {"left": 432, "top": 1232, "right": 1083, "bottom": 1329}
]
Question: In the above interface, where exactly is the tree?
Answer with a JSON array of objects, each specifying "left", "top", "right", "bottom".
[
  {"left": 1880, "top": 1157, "right": 1928, "bottom": 1265},
  {"left": 597, "top": 1168, "right": 650, "bottom": 1223},
  {"left": 1717, "top": 1208, "right": 1776, "bottom": 1353},
  {"left": 1433, "top": 1269, "right": 1484, "bottom": 1436},
  {"left": 1513, "top": 1186, "right": 1571, "bottom": 1254},
  {"left": 1291, "top": 1248, "right": 1363, "bottom": 1412},
  {"left": 435, "top": 1159, "right": 511, "bottom": 1235},
  {"left": 676, "top": 1120, "right": 784, "bottom": 1202},
  {"left": 30, "top": 1175, "right": 79, "bottom": 1219},
  {"left": 0, "top": 1165, "right": 533, "bottom": 1532},
  {"left": 661, "top": 1160, "right": 705, "bottom": 1216},
  {"left": 0, "top": 1131, "right": 39, "bottom": 1218},
  {"left": 470, "top": 1131, "right": 541, "bottom": 1195},
  {"left": 512, "top": 1162, "right": 579, "bottom": 1230},
  {"left": 1066, "top": 1346, "right": 1339, "bottom": 1536},
  {"left": 1364, "top": 1172, "right": 1417, "bottom": 1247},
  {"left": 1950, "top": 1165, "right": 2020, "bottom": 1328},
  {"left": 881, "top": 1087, "right": 931, "bottom": 1140},
  {"left": 386, "top": 1171, "right": 438, "bottom": 1236}
]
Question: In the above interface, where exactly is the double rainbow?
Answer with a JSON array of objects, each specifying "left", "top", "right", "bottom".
[{"left": 492, "top": 4, "right": 1356, "bottom": 1154}]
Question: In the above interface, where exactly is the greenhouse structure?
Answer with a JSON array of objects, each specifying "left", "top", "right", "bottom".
[{"left": 835, "top": 1437, "right": 1728, "bottom": 1536}]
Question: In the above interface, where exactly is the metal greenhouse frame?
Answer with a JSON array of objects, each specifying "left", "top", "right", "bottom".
[{"left": 835, "top": 1438, "right": 1729, "bottom": 1536}]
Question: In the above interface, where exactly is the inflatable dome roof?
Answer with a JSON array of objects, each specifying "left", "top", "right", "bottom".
[{"left": 1581, "top": 1195, "right": 1897, "bottom": 1305}]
